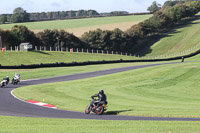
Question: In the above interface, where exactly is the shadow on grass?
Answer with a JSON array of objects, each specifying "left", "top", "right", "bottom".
[
  {"left": 104, "top": 109, "right": 133, "bottom": 115},
  {"left": 32, "top": 51, "right": 51, "bottom": 55}
]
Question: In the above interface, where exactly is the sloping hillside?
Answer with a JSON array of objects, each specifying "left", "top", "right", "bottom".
[{"left": 141, "top": 16, "right": 200, "bottom": 57}]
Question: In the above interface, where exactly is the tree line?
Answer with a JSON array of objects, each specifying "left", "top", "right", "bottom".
[
  {"left": 0, "top": 0, "right": 200, "bottom": 53},
  {"left": 0, "top": 8, "right": 99, "bottom": 24},
  {"left": 0, "top": 25, "right": 87, "bottom": 50}
]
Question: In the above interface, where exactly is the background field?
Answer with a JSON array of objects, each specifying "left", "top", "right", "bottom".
[
  {"left": 1, "top": 16, "right": 199, "bottom": 67},
  {"left": 0, "top": 15, "right": 151, "bottom": 36}
]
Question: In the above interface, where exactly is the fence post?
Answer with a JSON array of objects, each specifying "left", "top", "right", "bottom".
[
  {"left": 107, "top": 50, "right": 108, "bottom": 54},
  {"left": 102, "top": 50, "right": 103, "bottom": 54},
  {"left": 82, "top": 48, "right": 83, "bottom": 53},
  {"left": 87, "top": 49, "right": 88, "bottom": 53}
]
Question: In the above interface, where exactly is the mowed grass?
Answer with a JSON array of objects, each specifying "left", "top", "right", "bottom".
[
  {"left": 1, "top": 116, "right": 200, "bottom": 133},
  {"left": 0, "top": 62, "right": 163, "bottom": 80},
  {"left": 13, "top": 55, "right": 200, "bottom": 118},
  {"left": 142, "top": 16, "right": 200, "bottom": 56},
  {"left": 0, "top": 15, "right": 151, "bottom": 36},
  {"left": 1, "top": 56, "right": 200, "bottom": 133},
  {"left": 0, "top": 51, "right": 139, "bottom": 66}
]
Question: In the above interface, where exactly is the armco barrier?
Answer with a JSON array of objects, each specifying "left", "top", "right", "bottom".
[{"left": 0, "top": 49, "right": 199, "bottom": 69}]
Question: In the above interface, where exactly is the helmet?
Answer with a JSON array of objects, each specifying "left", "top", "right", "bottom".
[
  {"left": 99, "top": 89, "right": 104, "bottom": 94},
  {"left": 6, "top": 76, "right": 9, "bottom": 78}
]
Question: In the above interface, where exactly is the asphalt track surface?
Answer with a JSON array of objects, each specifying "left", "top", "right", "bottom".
[{"left": 1, "top": 62, "right": 200, "bottom": 121}]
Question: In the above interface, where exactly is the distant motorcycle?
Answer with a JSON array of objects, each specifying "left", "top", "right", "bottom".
[
  {"left": 85, "top": 99, "right": 108, "bottom": 115},
  {"left": 0, "top": 80, "right": 7, "bottom": 88},
  {"left": 12, "top": 76, "right": 20, "bottom": 85}
]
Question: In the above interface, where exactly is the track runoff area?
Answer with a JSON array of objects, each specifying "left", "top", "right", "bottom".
[{"left": 1, "top": 62, "right": 200, "bottom": 121}]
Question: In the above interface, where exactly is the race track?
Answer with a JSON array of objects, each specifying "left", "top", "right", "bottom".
[{"left": 1, "top": 62, "right": 200, "bottom": 121}]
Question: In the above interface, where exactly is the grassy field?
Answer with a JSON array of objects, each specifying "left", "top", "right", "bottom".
[
  {"left": 0, "top": 51, "right": 141, "bottom": 66},
  {"left": 13, "top": 54, "right": 200, "bottom": 118},
  {"left": 1, "top": 115, "right": 200, "bottom": 132},
  {"left": 0, "top": 62, "right": 166, "bottom": 80},
  {"left": 0, "top": 15, "right": 151, "bottom": 36},
  {"left": 141, "top": 16, "right": 200, "bottom": 57}
]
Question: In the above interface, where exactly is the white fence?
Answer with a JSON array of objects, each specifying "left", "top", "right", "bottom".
[{"left": 1, "top": 41, "right": 200, "bottom": 60}]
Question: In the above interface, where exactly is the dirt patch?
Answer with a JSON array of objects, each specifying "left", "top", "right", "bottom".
[{"left": 31, "top": 21, "right": 140, "bottom": 37}]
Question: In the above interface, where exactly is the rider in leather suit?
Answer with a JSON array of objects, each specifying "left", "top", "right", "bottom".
[{"left": 90, "top": 90, "right": 107, "bottom": 108}]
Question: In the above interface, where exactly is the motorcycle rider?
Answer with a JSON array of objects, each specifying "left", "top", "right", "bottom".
[
  {"left": 3, "top": 76, "right": 9, "bottom": 84},
  {"left": 90, "top": 90, "right": 107, "bottom": 110},
  {"left": 12, "top": 73, "right": 20, "bottom": 84}
]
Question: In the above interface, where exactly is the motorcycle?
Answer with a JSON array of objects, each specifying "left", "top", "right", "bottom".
[
  {"left": 85, "top": 99, "right": 108, "bottom": 115},
  {"left": 0, "top": 80, "right": 7, "bottom": 88},
  {"left": 12, "top": 76, "right": 20, "bottom": 85}
]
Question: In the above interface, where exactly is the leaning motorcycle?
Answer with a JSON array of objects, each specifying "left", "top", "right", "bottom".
[
  {"left": 0, "top": 80, "right": 6, "bottom": 88},
  {"left": 85, "top": 99, "right": 108, "bottom": 115},
  {"left": 12, "top": 76, "right": 20, "bottom": 85}
]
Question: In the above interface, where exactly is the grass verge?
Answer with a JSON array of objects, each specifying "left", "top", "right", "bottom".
[
  {"left": 1, "top": 115, "right": 200, "bottom": 132},
  {"left": 0, "top": 62, "right": 171, "bottom": 80},
  {"left": 0, "top": 51, "right": 140, "bottom": 66}
]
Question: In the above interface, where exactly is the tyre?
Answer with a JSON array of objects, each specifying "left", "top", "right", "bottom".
[
  {"left": 85, "top": 105, "right": 91, "bottom": 114},
  {"left": 96, "top": 106, "right": 104, "bottom": 115}
]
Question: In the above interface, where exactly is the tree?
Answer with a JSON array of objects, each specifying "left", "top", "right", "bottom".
[
  {"left": 9, "top": 25, "right": 38, "bottom": 46},
  {"left": 37, "top": 29, "right": 86, "bottom": 49},
  {"left": 0, "top": 15, "right": 7, "bottom": 24},
  {"left": 11, "top": 7, "right": 30, "bottom": 23},
  {"left": 147, "top": 1, "right": 161, "bottom": 13}
]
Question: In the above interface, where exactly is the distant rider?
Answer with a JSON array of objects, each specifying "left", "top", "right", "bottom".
[
  {"left": 12, "top": 73, "right": 20, "bottom": 84},
  {"left": 90, "top": 90, "right": 107, "bottom": 109},
  {"left": 3, "top": 76, "right": 9, "bottom": 84}
]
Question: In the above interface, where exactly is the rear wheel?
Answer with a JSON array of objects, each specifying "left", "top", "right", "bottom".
[
  {"left": 96, "top": 106, "right": 104, "bottom": 115},
  {"left": 85, "top": 105, "right": 91, "bottom": 114}
]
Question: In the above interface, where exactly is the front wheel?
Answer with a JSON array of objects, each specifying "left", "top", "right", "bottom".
[
  {"left": 85, "top": 105, "right": 91, "bottom": 114},
  {"left": 96, "top": 106, "right": 104, "bottom": 115}
]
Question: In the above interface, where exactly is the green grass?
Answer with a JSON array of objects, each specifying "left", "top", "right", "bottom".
[
  {"left": 142, "top": 17, "right": 200, "bottom": 57},
  {"left": 13, "top": 55, "right": 200, "bottom": 118},
  {"left": 0, "top": 62, "right": 163, "bottom": 80},
  {"left": 1, "top": 115, "right": 200, "bottom": 132},
  {"left": 0, "top": 15, "right": 151, "bottom": 30},
  {"left": 0, "top": 51, "right": 140, "bottom": 66}
]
